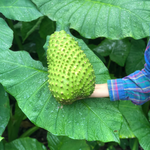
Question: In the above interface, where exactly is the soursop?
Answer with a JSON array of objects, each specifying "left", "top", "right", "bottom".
[{"left": 47, "top": 30, "right": 95, "bottom": 104}]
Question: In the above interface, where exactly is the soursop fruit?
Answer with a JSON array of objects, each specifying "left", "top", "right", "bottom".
[{"left": 47, "top": 30, "right": 95, "bottom": 104}]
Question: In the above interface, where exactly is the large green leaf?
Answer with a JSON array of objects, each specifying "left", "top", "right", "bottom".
[
  {"left": 0, "top": 37, "right": 122, "bottom": 143},
  {"left": 112, "top": 102, "right": 135, "bottom": 139},
  {"left": 0, "top": 84, "right": 10, "bottom": 138},
  {"left": 47, "top": 132, "right": 90, "bottom": 150},
  {"left": 0, "top": 18, "right": 13, "bottom": 50},
  {"left": 0, "top": 0, "right": 42, "bottom": 21},
  {"left": 125, "top": 39, "right": 145, "bottom": 75},
  {"left": 5, "top": 137, "right": 47, "bottom": 150},
  {"left": 93, "top": 39, "right": 130, "bottom": 66},
  {"left": 32, "top": 0, "right": 150, "bottom": 39},
  {"left": 119, "top": 101, "right": 150, "bottom": 150},
  {"left": 119, "top": 117, "right": 135, "bottom": 139}
]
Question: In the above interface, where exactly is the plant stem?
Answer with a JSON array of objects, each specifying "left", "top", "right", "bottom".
[
  {"left": 132, "top": 138, "right": 138, "bottom": 150},
  {"left": 107, "top": 58, "right": 111, "bottom": 70},
  {"left": 118, "top": 65, "right": 122, "bottom": 78},
  {"left": 8, "top": 103, "right": 25, "bottom": 142},
  {"left": 7, "top": 19, "right": 23, "bottom": 50},
  {"left": 20, "top": 126, "right": 40, "bottom": 138}
]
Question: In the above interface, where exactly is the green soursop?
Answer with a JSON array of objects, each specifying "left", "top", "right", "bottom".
[{"left": 47, "top": 30, "right": 95, "bottom": 104}]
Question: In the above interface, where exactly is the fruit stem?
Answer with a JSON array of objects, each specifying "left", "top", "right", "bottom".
[{"left": 56, "top": 20, "right": 70, "bottom": 34}]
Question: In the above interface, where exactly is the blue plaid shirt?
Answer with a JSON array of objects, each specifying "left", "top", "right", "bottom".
[{"left": 107, "top": 41, "right": 150, "bottom": 105}]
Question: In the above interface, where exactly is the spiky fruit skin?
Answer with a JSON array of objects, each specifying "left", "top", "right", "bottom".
[{"left": 47, "top": 30, "right": 95, "bottom": 104}]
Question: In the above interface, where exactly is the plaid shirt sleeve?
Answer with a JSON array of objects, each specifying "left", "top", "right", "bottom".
[{"left": 107, "top": 40, "right": 150, "bottom": 105}]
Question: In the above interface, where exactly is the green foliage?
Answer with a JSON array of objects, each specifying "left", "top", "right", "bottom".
[
  {"left": 119, "top": 101, "right": 150, "bottom": 150},
  {"left": 5, "top": 137, "right": 47, "bottom": 150},
  {"left": 0, "top": 0, "right": 42, "bottom": 21},
  {"left": 0, "top": 0, "right": 149, "bottom": 150},
  {"left": 125, "top": 39, "right": 145, "bottom": 74},
  {"left": 32, "top": 0, "right": 150, "bottom": 39},
  {"left": 7, "top": 103, "right": 25, "bottom": 141},
  {"left": 47, "top": 132, "right": 90, "bottom": 150},
  {"left": 0, "top": 141, "right": 4, "bottom": 149},
  {"left": 0, "top": 84, "right": 10, "bottom": 137},
  {"left": 0, "top": 18, "right": 13, "bottom": 50},
  {"left": 93, "top": 38, "right": 131, "bottom": 66}
]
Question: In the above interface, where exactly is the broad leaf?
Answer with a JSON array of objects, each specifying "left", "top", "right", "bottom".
[
  {"left": 119, "top": 101, "right": 150, "bottom": 150},
  {"left": 5, "top": 137, "right": 47, "bottom": 150},
  {"left": 125, "top": 39, "right": 145, "bottom": 75},
  {"left": 0, "top": 84, "right": 10, "bottom": 138},
  {"left": 0, "top": 0, "right": 42, "bottom": 21},
  {"left": 119, "top": 117, "right": 135, "bottom": 139},
  {"left": 93, "top": 39, "right": 130, "bottom": 66},
  {"left": 0, "top": 38, "right": 122, "bottom": 143},
  {"left": 0, "top": 18, "right": 13, "bottom": 50},
  {"left": 32, "top": 0, "right": 150, "bottom": 39},
  {"left": 47, "top": 132, "right": 90, "bottom": 150},
  {"left": 111, "top": 101, "right": 135, "bottom": 139}
]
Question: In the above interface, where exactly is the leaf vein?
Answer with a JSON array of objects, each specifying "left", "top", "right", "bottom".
[
  {"left": 22, "top": 79, "right": 48, "bottom": 110},
  {"left": 80, "top": 2, "right": 94, "bottom": 33}
]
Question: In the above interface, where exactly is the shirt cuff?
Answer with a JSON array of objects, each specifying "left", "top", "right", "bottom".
[{"left": 107, "top": 79, "right": 126, "bottom": 101}]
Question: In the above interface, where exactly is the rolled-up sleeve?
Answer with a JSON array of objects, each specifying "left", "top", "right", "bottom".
[{"left": 107, "top": 40, "right": 150, "bottom": 105}]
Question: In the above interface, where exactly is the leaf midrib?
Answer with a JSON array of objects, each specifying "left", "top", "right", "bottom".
[
  {"left": 82, "top": 100, "right": 120, "bottom": 141},
  {"left": 0, "top": 60, "right": 47, "bottom": 73}
]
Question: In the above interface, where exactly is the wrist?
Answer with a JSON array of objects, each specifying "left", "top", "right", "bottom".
[{"left": 89, "top": 83, "right": 109, "bottom": 98}]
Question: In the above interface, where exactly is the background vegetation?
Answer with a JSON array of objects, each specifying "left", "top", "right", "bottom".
[{"left": 0, "top": 0, "right": 150, "bottom": 149}]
